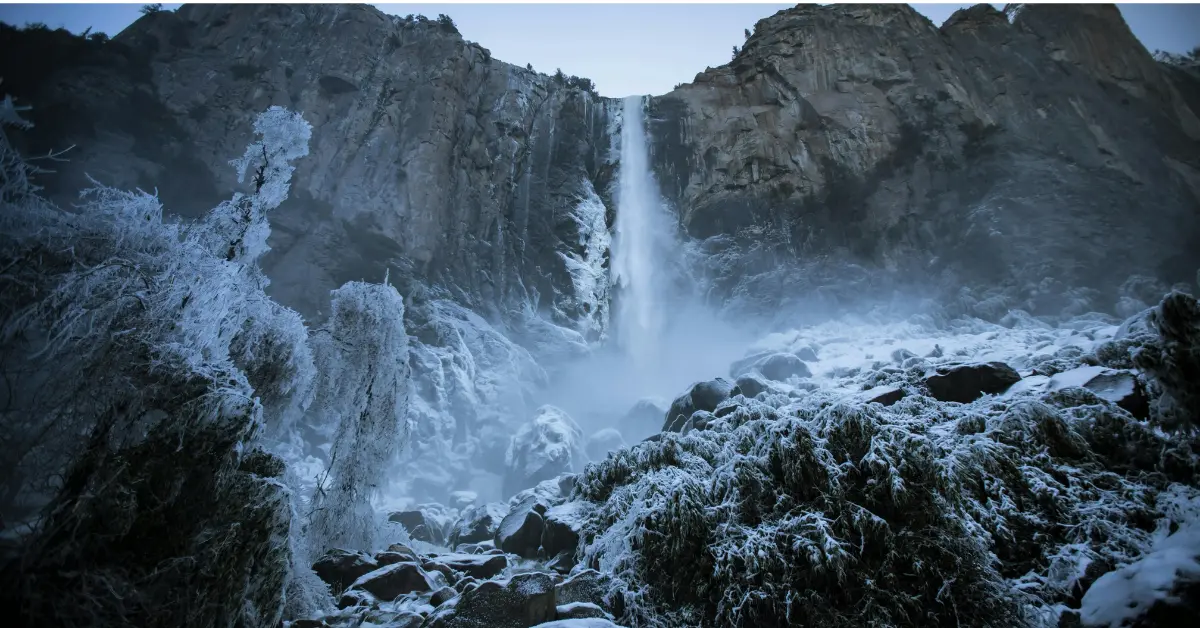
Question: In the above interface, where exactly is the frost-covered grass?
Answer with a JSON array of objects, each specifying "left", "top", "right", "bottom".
[{"left": 570, "top": 296, "right": 1200, "bottom": 628}]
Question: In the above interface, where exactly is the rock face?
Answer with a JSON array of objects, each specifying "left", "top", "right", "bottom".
[
  {"left": 6, "top": 4, "right": 1196, "bottom": 330},
  {"left": 646, "top": 3, "right": 1200, "bottom": 316},
  {"left": 0, "top": 5, "right": 615, "bottom": 335}
]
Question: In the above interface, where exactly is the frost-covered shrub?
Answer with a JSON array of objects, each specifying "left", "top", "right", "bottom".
[
  {"left": 572, "top": 376, "right": 1200, "bottom": 628},
  {"left": 0, "top": 98, "right": 317, "bottom": 628},
  {"left": 306, "top": 280, "right": 412, "bottom": 554},
  {"left": 1132, "top": 291, "right": 1200, "bottom": 432}
]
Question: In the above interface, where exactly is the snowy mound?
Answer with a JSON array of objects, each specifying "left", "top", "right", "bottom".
[{"left": 505, "top": 406, "right": 586, "bottom": 497}]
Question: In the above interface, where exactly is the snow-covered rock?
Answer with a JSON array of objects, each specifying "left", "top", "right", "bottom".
[
  {"left": 423, "top": 572, "right": 557, "bottom": 628},
  {"left": 757, "top": 352, "right": 813, "bottom": 381},
  {"left": 732, "top": 374, "right": 769, "bottom": 399},
  {"left": 388, "top": 505, "right": 457, "bottom": 545},
  {"left": 1081, "top": 524, "right": 1200, "bottom": 628},
  {"left": 663, "top": 378, "right": 735, "bottom": 432},
  {"left": 425, "top": 553, "right": 510, "bottom": 581},
  {"left": 345, "top": 562, "right": 437, "bottom": 601},
  {"left": 504, "top": 406, "right": 585, "bottom": 497},
  {"left": 553, "top": 602, "right": 612, "bottom": 620},
  {"left": 616, "top": 398, "right": 666, "bottom": 442},
  {"left": 495, "top": 495, "right": 546, "bottom": 559},
  {"left": 450, "top": 502, "right": 509, "bottom": 547},
  {"left": 585, "top": 428, "right": 626, "bottom": 462},
  {"left": 312, "top": 549, "right": 380, "bottom": 595}
]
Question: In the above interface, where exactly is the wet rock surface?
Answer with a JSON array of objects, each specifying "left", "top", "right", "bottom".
[{"left": 647, "top": 3, "right": 1200, "bottom": 316}]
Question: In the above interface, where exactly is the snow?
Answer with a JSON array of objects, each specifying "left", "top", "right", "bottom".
[
  {"left": 1080, "top": 524, "right": 1200, "bottom": 627},
  {"left": 557, "top": 179, "right": 611, "bottom": 340},
  {"left": 532, "top": 619, "right": 625, "bottom": 628},
  {"left": 1047, "top": 365, "right": 1109, "bottom": 390}
]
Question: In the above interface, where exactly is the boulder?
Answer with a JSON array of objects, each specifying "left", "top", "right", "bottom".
[
  {"left": 616, "top": 398, "right": 667, "bottom": 442},
  {"left": 541, "top": 502, "right": 589, "bottom": 563},
  {"left": 375, "top": 543, "right": 420, "bottom": 566},
  {"left": 1048, "top": 366, "right": 1149, "bottom": 419},
  {"left": 346, "top": 562, "right": 437, "bottom": 601},
  {"left": 849, "top": 385, "right": 906, "bottom": 407},
  {"left": 312, "top": 548, "right": 380, "bottom": 595},
  {"left": 795, "top": 346, "right": 819, "bottom": 362},
  {"left": 426, "top": 552, "right": 510, "bottom": 580},
  {"left": 385, "top": 613, "right": 425, "bottom": 628},
  {"left": 453, "top": 541, "right": 497, "bottom": 554},
  {"left": 663, "top": 378, "right": 735, "bottom": 432},
  {"left": 495, "top": 496, "right": 546, "bottom": 559},
  {"left": 585, "top": 428, "right": 626, "bottom": 461},
  {"left": 731, "top": 374, "right": 768, "bottom": 399},
  {"left": 554, "top": 569, "right": 620, "bottom": 616},
  {"left": 555, "top": 602, "right": 612, "bottom": 620},
  {"left": 504, "top": 406, "right": 585, "bottom": 498},
  {"left": 925, "top": 362, "right": 1021, "bottom": 403},
  {"left": 336, "top": 588, "right": 374, "bottom": 609},
  {"left": 758, "top": 353, "right": 812, "bottom": 381},
  {"left": 432, "top": 585, "right": 459, "bottom": 607},
  {"left": 729, "top": 351, "right": 774, "bottom": 377},
  {"left": 688, "top": 410, "right": 716, "bottom": 431},
  {"left": 449, "top": 502, "right": 509, "bottom": 546},
  {"left": 423, "top": 572, "right": 557, "bottom": 628},
  {"left": 534, "top": 621, "right": 626, "bottom": 628},
  {"left": 388, "top": 507, "right": 450, "bottom": 545}
]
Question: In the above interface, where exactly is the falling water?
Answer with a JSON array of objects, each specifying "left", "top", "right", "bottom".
[{"left": 612, "top": 95, "right": 672, "bottom": 371}]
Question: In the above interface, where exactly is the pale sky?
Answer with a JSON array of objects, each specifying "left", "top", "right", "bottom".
[{"left": 2, "top": 3, "right": 1198, "bottom": 97}]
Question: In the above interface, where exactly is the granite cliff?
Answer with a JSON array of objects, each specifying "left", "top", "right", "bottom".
[
  {"left": 649, "top": 3, "right": 1200, "bottom": 318},
  {"left": 1, "top": 3, "right": 616, "bottom": 341},
  {"left": 3, "top": 3, "right": 1198, "bottom": 328}
]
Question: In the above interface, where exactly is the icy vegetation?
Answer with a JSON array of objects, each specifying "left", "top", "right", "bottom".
[
  {"left": 0, "top": 98, "right": 417, "bottom": 627},
  {"left": 562, "top": 301, "right": 1200, "bottom": 628}
]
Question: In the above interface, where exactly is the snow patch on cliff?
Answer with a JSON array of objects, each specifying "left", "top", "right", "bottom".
[{"left": 558, "top": 179, "right": 611, "bottom": 342}]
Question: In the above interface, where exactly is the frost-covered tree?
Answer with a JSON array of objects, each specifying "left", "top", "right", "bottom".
[
  {"left": 306, "top": 279, "right": 412, "bottom": 554},
  {"left": 0, "top": 95, "right": 318, "bottom": 627}
]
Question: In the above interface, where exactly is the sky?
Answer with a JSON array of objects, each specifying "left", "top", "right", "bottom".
[{"left": 1, "top": 2, "right": 1198, "bottom": 97}]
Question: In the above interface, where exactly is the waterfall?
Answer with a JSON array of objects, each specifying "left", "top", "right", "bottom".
[{"left": 612, "top": 95, "right": 673, "bottom": 371}]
